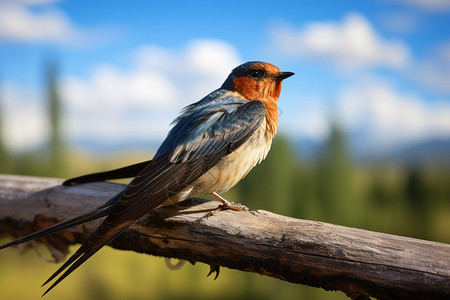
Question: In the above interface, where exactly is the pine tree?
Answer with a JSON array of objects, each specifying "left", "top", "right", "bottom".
[
  {"left": 317, "top": 123, "right": 357, "bottom": 225},
  {"left": 405, "top": 167, "right": 429, "bottom": 239},
  {"left": 45, "top": 57, "right": 65, "bottom": 176}
]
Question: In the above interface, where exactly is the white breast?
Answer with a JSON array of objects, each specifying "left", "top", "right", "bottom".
[
  {"left": 160, "top": 120, "right": 274, "bottom": 206},
  {"left": 193, "top": 120, "right": 272, "bottom": 195}
]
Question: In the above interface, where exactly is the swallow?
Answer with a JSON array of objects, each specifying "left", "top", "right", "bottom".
[{"left": 0, "top": 61, "right": 294, "bottom": 295}]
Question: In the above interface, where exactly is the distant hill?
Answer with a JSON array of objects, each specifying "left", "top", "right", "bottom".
[
  {"left": 292, "top": 136, "right": 450, "bottom": 166},
  {"left": 387, "top": 138, "right": 450, "bottom": 166}
]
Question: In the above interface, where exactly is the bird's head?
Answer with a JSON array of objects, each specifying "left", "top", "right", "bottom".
[
  {"left": 221, "top": 61, "right": 294, "bottom": 138},
  {"left": 221, "top": 61, "right": 294, "bottom": 102}
]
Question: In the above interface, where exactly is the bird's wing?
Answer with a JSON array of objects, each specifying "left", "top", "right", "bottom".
[
  {"left": 63, "top": 160, "right": 150, "bottom": 186},
  {"left": 42, "top": 99, "right": 266, "bottom": 295},
  {"left": 61, "top": 94, "right": 250, "bottom": 186},
  {"left": 63, "top": 91, "right": 246, "bottom": 186},
  {"left": 156, "top": 95, "right": 265, "bottom": 164}
]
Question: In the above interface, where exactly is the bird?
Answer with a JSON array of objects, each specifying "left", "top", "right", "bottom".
[{"left": 0, "top": 61, "right": 294, "bottom": 295}]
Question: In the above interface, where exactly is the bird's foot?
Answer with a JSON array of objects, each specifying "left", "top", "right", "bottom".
[
  {"left": 208, "top": 192, "right": 248, "bottom": 216},
  {"left": 207, "top": 265, "right": 220, "bottom": 280}
]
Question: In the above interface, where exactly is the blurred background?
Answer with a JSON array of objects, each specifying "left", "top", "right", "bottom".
[{"left": 1, "top": 0, "right": 449, "bottom": 299}]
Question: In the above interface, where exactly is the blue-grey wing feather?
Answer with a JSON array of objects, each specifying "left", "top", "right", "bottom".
[{"left": 155, "top": 89, "right": 266, "bottom": 163}]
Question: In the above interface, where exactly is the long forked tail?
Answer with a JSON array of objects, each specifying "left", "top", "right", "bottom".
[
  {"left": 0, "top": 204, "right": 112, "bottom": 250},
  {"left": 41, "top": 219, "right": 133, "bottom": 296},
  {"left": 0, "top": 192, "right": 122, "bottom": 250},
  {"left": 0, "top": 189, "right": 126, "bottom": 296}
]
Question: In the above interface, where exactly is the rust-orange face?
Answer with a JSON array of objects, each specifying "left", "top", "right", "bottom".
[
  {"left": 221, "top": 61, "right": 294, "bottom": 138},
  {"left": 221, "top": 61, "right": 294, "bottom": 102}
]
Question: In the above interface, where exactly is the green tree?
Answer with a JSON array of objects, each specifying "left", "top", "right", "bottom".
[
  {"left": 45, "top": 57, "right": 65, "bottom": 176},
  {"left": 317, "top": 123, "right": 357, "bottom": 225},
  {"left": 405, "top": 167, "right": 429, "bottom": 239},
  {"left": 405, "top": 167, "right": 427, "bottom": 212}
]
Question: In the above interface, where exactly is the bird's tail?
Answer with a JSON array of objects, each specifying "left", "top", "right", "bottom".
[
  {"left": 63, "top": 160, "right": 150, "bottom": 186},
  {"left": 0, "top": 190, "right": 126, "bottom": 296},
  {"left": 41, "top": 216, "right": 133, "bottom": 296},
  {"left": 0, "top": 192, "right": 121, "bottom": 251}
]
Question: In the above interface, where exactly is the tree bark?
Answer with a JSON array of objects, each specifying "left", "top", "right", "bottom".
[{"left": 0, "top": 174, "right": 449, "bottom": 299}]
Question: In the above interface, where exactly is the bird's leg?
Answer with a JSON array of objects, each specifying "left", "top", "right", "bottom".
[{"left": 209, "top": 192, "right": 248, "bottom": 216}]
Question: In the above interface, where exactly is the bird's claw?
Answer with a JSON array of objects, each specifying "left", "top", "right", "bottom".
[
  {"left": 207, "top": 265, "right": 220, "bottom": 280},
  {"left": 207, "top": 202, "right": 248, "bottom": 217},
  {"left": 208, "top": 192, "right": 248, "bottom": 217}
]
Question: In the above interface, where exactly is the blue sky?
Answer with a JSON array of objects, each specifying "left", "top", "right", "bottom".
[{"left": 1, "top": 0, "right": 450, "bottom": 155}]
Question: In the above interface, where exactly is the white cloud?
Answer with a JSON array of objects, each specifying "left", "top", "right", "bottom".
[
  {"left": 0, "top": 0, "right": 103, "bottom": 45},
  {"left": 1, "top": 39, "right": 241, "bottom": 151},
  {"left": 338, "top": 81, "right": 450, "bottom": 151},
  {"left": 390, "top": 0, "right": 450, "bottom": 11},
  {"left": 62, "top": 39, "right": 241, "bottom": 145},
  {"left": 62, "top": 65, "right": 180, "bottom": 142},
  {"left": 413, "top": 41, "right": 450, "bottom": 93},
  {"left": 379, "top": 11, "right": 419, "bottom": 34},
  {"left": 271, "top": 13, "right": 411, "bottom": 71},
  {"left": 134, "top": 40, "right": 241, "bottom": 98},
  {"left": 64, "top": 65, "right": 178, "bottom": 111},
  {"left": 1, "top": 83, "right": 49, "bottom": 151}
]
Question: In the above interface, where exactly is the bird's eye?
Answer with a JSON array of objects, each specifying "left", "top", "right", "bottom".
[{"left": 249, "top": 69, "right": 261, "bottom": 79}]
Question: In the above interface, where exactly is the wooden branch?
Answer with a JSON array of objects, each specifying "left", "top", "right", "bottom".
[{"left": 0, "top": 174, "right": 449, "bottom": 299}]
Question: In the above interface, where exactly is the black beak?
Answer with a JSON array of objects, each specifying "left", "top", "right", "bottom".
[{"left": 272, "top": 71, "right": 295, "bottom": 80}]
